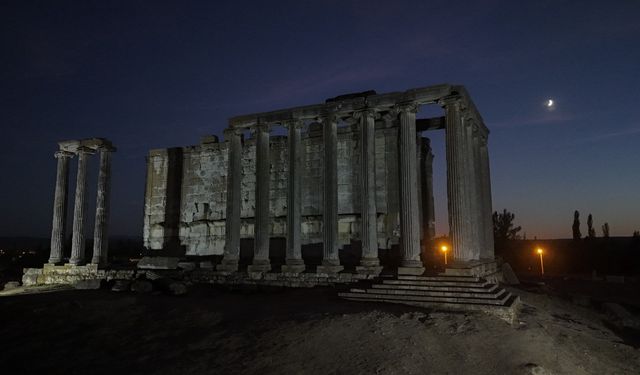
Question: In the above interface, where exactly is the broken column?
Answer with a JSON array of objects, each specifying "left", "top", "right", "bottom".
[
  {"left": 91, "top": 145, "right": 115, "bottom": 266},
  {"left": 248, "top": 123, "right": 272, "bottom": 273},
  {"left": 48, "top": 150, "right": 74, "bottom": 264},
  {"left": 282, "top": 120, "right": 306, "bottom": 274},
  {"left": 355, "top": 109, "right": 382, "bottom": 274},
  {"left": 69, "top": 147, "right": 94, "bottom": 265},
  {"left": 317, "top": 112, "right": 343, "bottom": 274},
  {"left": 397, "top": 103, "right": 425, "bottom": 275},
  {"left": 217, "top": 128, "right": 243, "bottom": 273}
]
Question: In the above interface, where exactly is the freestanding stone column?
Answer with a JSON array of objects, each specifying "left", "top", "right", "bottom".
[
  {"left": 443, "top": 97, "right": 475, "bottom": 262},
  {"left": 355, "top": 109, "right": 382, "bottom": 274},
  {"left": 91, "top": 146, "right": 114, "bottom": 266},
  {"left": 479, "top": 133, "right": 495, "bottom": 259},
  {"left": 464, "top": 119, "right": 482, "bottom": 260},
  {"left": 48, "top": 150, "right": 74, "bottom": 264},
  {"left": 217, "top": 128, "right": 243, "bottom": 273},
  {"left": 317, "top": 112, "right": 343, "bottom": 274},
  {"left": 282, "top": 120, "right": 306, "bottom": 274},
  {"left": 248, "top": 124, "right": 272, "bottom": 273},
  {"left": 420, "top": 138, "right": 436, "bottom": 242},
  {"left": 69, "top": 147, "right": 94, "bottom": 265},
  {"left": 397, "top": 103, "right": 424, "bottom": 275}
]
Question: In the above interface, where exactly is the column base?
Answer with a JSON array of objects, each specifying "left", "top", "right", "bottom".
[
  {"left": 317, "top": 259, "right": 343, "bottom": 274},
  {"left": 47, "top": 258, "right": 62, "bottom": 265},
  {"left": 67, "top": 259, "right": 84, "bottom": 266},
  {"left": 282, "top": 259, "right": 306, "bottom": 274},
  {"left": 247, "top": 259, "right": 272, "bottom": 273},
  {"left": 359, "top": 257, "right": 380, "bottom": 267},
  {"left": 398, "top": 260, "right": 425, "bottom": 275},
  {"left": 356, "top": 265, "right": 383, "bottom": 275},
  {"left": 215, "top": 258, "right": 239, "bottom": 273}
]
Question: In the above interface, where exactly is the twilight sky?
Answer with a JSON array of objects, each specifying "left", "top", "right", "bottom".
[{"left": 1, "top": 0, "right": 639, "bottom": 239}]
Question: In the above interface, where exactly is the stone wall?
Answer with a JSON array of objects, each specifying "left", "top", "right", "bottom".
[{"left": 143, "top": 123, "right": 433, "bottom": 257}]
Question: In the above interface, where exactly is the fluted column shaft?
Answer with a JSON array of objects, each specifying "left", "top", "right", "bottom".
[
  {"left": 398, "top": 104, "right": 422, "bottom": 268},
  {"left": 322, "top": 113, "right": 340, "bottom": 266},
  {"left": 48, "top": 150, "right": 73, "bottom": 264},
  {"left": 464, "top": 120, "right": 482, "bottom": 260},
  {"left": 479, "top": 135, "right": 495, "bottom": 259},
  {"left": 358, "top": 110, "right": 379, "bottom": 266},
  {"left": 444, "top": 98, "right": 474, "bottom": 262},
  {"left": 219, "top": 128, "right": 243, "bottom": 271},
  {"left": 69, "top": 147, "right": 93, "bottom": 265},
  {"left": 286, "top": 121, "right": 304, "bottom": 266},
  {"left": 250, "top": 124, "right": 271, "bottom": 271},
  {"left": 91, "top": 147, "right": 114, "bottom": 265},
  {"left": 421, "top": 139, "right": 436, "bottom": 241}
]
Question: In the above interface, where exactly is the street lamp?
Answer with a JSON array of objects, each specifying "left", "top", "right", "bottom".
[
  {"left": 536, "top": 247, "right": 544, "bottom": 276},
  {"left": 441, "top": 245, "right": 448, "bottom": 265}
]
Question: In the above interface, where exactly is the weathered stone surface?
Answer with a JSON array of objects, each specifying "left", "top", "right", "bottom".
[
  {"left": 501, "top": 263, "right": 520, "bottom": 285},
  {"left": 3, "top": 281, "right": 20, "bottom": 290},
  {"left": 177, "top": 262, "right": 197, "bottom": 271},
  {"left": 137, "top": 256, "right": 179, "bottom": 270},
  {"left": 74, "top": 279, "right": 102, "bottom": 290}
]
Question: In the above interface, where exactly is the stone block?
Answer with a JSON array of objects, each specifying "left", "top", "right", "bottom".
[
  {"left": 397, "top": 266, "right": 425, "bottom": 276},
  {"left": 281, "top": 264, "right": 306, "bottom": 274},
  {"left": 177, "top": 262, "right": 197, "bottom": 271},
  {"left": 355, "top": 266, "right": 383, "bottom": 276},
  {"left": 3, "top": 281, "right": 20, "bottom": 290},
  {"left": 74, "top": 279, "right": 103, "bottom": 290},
  {"left": 501, "top": 263, "right": 520, "bottom": 285},
  {"left": 199, "top": 261, "right": 215, "bottom": 269},
  {"left": 316, "top": 265, "right": 344, "bottom": 274},
  {"left": 247, "top": 264, "right": 272, "bottom": 273},
  {"left": 137, "top": 256, "right": 179, "bottom": 270}
]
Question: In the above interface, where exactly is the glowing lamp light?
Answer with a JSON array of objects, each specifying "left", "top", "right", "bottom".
[
  {"left": 536, "top": 247, "right": 545, "bottom": 276},
  {"left": 440, "top": 245, "right": 449, "bottom": 265}
]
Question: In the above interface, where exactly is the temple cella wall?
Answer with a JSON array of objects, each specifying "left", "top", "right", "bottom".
[{"left": 143, "top": 122, "right": 434, "bottom": 257}]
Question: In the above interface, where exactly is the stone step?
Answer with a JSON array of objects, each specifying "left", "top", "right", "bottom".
[
  {"left": 397, "top": 275, "right": 480, "bottom": 282},
  {"left": 339, "top": 289, "right": 511, "bottom": 306},
  {"left": 382, "top": 279, "right": 490, "bottom": 288},
  {"left": 371, "top": 283, "right": 498, "bottom": 293},
  {"left": 368, "top": 288, "right": 504, "bottom": 299}
]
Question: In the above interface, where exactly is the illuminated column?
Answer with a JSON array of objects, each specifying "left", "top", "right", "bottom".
[
  {"left": 248, "top": 123, "right": 272, "bottom": 273},
  {"left": 217, "top": 128, "right": 243, "bottom": 273},
  {"left": 48, "top": 150, "right": 74, "bottom": 264},
  {"left": 282, "top": 120, "right": 306, "bottom": 273},
  {"left": 464, "top": 119, "right": 482, "bottom": 260},
  {"left": 479, "top": 132, "right": 495, "bottom": 259},
  {"left": 91, "top": 145, "right": 115, "bottom": 266},
  {"left": 443, "top": 97, "right": 475, "bottom": 262},
  {"left": 356, "top": 109, "right": 381, "bottom": 273},
  {"left": 317, "top": 112, "right": 343, "bottom": 274},
  {"left": 397, "top": 103, "right": 424, "bottom": 274},
  {"left": 69, "top": 147, "right": 94, "bottom": 265}
]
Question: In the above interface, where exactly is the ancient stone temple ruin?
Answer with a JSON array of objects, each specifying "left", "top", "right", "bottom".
[
  {"left": 143, "top": 84, "right": 494, "bottom": 275},
  {"left": 27, "top": 84, "right": 517, "bottom": 320}
]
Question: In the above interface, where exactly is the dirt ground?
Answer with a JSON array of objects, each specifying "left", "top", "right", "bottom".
[{"left": 0, "top": 284, "right": 638, "bottom": 375}]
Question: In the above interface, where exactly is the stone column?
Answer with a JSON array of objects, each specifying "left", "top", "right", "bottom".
[
  {"left": 443, "top": 97, "right": 475, "bottom": 262},
  {"left": 69, "top": 147, "right": 94, "bottom": 265},
  {"left": 420, "top": 138, "right": 436, "bottom": 242},
  {"left": 48, "top": 150, "right": 74, "bottom": 264},
  {"left": 471, "top": 126, "right": 486, "bottom": 257},
  {"left": 317, "top": 112, "right": 343, "bottom": 274},
  {"left": 464, "top": 119, "right": 482, "bottom": 260},
  {"left": 479, "top": 133, "right": 495, "bottom": 259},
  {"left": 397, "top": 103, "right": 424, "bottom": 275},
  {"left": 217, "top": 128, "right": 243, "bottom": 273},
  {"left": 417, "top": 135, "right": 423, "bottom": 241},
  {"left": 91, "top": 146, "right": 114, "bottom": 266},
  {"left": 355, "top": 109, "right": 382, "bottom": 274},
  {"left": 282, "top": 120, "right": 306, "bottom": 274},
  {"left": 248, "top": 124, "right": 272, "bottom": 273}
]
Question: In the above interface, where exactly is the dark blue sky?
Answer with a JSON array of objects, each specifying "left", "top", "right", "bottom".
[{"left": 1, "top": 0, "right": 638, "bottom": 239}]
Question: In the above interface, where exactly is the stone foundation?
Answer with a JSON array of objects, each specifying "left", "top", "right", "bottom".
[{"left": 22, "top": 264, "right": 136, "bottom": 287}]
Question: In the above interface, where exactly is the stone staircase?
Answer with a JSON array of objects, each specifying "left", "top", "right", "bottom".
[{"left": 339, "top": 274, "right": 520, "bottom": 323}]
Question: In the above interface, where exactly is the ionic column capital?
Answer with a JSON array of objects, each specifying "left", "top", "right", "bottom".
[
  {"left": 223, "top": 127, "right": 244, "bottom": 140},
  {"left": 54, "top": 150, "right": 75, "bottom": 159},
  {"left": 352, "top": 108, "right": 379, "bottom": 120},
  {"left": 283, "top": 119, "right": 304, "bottom": 130},
  {"left": 75, "top": 146, "right": 95, "bottom": 156},
  {"left": 395, "top": 101, "right": 419, "bottom": 114}
]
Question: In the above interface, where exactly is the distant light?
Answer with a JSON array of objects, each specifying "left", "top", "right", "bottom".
[
  {"left": 546, "top": 99, "right": 554, "bottom": 107},
  {"left": 536, "top": 248, "right": 543, "bottom": 254},
  {"left": 441, "top": 245, "right": 448, "bottom": 252}
]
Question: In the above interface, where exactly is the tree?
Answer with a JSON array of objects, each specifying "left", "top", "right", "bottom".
[
  {"left": 602, "top": 222, "right": 610, "bottom": 238},
  {"left": 493, "top": 209, "right": 522, "bottom": 241},
  {"left": 572, "top": 210, "right": 581, "bottom": 240},
  {"left": 587, "top": 214, "right": 596, "bottom": 239}
]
